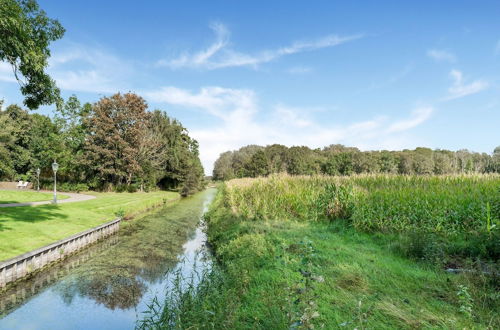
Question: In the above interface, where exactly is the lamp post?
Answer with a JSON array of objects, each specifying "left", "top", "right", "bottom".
[
  {"left": 36, "top": 168, "right": 40, "bottom": 192},
  {"left": 52, "top": 160, "right": 59, "bottom": 204}
]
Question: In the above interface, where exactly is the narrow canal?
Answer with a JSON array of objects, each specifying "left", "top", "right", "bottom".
[{"left": 0, "top": 188, "right": 217, "bottom": 329}]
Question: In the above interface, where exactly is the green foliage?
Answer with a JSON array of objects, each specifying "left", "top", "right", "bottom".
[
  {"left": 223, "top": 174, "right": 500, "bottom": 264},
  {"left": 142, "top": 184, "right": 498, "bottom": 328},
  {"left": 317, "top": 182, "right": 355, "bottom": 220},
  {"left": 0, "top": 93, "right": 204, "bottom": 194},
  {"left": 213, "top": 143, "right": 499, "bottom": 179},
  {"left": 456, "top": 285, "right": 474, "bottom": 319},
  {"left": 58, "top": 182, "right": 89, "bottom": 193},
  {"left": 0, "top": 0, "right": 64, "bottom": 109}
]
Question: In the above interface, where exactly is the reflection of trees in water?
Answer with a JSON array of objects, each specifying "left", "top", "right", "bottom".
[
  {"left": 59, "top": 272, "right": 145, "bottom": 310},
  {"left": 54, "top": 198, "right": 205, "bottom": 310}
]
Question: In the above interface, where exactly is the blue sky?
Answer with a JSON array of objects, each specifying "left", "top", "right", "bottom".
[{"left": 1, "top": 1, "right": 499, "bottom": 173}]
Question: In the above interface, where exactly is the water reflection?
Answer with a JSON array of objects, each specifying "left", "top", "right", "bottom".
[{"left": 0, "top": 188, "right": 216, "bottom": 329}]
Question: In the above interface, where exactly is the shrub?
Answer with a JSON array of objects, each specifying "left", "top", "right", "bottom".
[
  {"left": 58, "top": 182, "right": 89, "bottom": 192},
  {"left": 127, "top": 184, "right": 138, "bottom": 193},
  {"left": 115, "top": 184, "right": 127, "bottom": 193}
]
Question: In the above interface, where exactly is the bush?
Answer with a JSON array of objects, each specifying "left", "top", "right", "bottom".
[
  {"left": 58, "top": 182, "right": 89, "bottom": 193},
  {"left": 127, "top": 184, "right": 138, "bottom": 193},
  {"left": 115, "top": 184, "right": 127, "bottom": 193},
  {"left": 114, "top": 183, "right": 140, "bottom": 193}
]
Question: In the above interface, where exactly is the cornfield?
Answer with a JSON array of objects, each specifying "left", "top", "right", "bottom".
[{"left": 224, "top": 173, "right": 500, "bottom": 235}]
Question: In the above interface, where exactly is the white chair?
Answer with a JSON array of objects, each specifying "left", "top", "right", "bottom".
[
  {"left": 16, "top": 181, "right": 24, "bottom": 189},
  {"left": 21, "top": 181, "right": 29, "bottom": 189}
]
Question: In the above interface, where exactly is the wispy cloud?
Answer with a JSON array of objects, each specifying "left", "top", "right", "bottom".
[
  {"left": 495, "top": 40, "right": 500, "bottom": 55},
  {"left": 387, "top": 107, "right": 433, "bottom": 133},
  {"left": 47, "top": 44, "right": 134, "bottom": 94},
  {"left": 158, "top": 22, "right": 363, "bottom": 70},
  {"left": 443, "top": 69, "right": 489, "bottom": 100},
  {"left": 146, "top": 85, "right": 433, "bottom": 173},
  {"left": 427, "top": 49, "right": 456, "bottom": 62},
  {"left": 274, "top": 105, "right": 313, "bottom": 127}
]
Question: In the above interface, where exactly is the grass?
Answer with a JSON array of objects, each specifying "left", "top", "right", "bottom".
[
  {"left": 140, "top": 174, "right": 499, "bottom": 329},
  {"left": 0, "top": 190, "right": 69, "bottom": 204},
  {"left": 0, "top": 190, "right": 179, "bottom": 261}
]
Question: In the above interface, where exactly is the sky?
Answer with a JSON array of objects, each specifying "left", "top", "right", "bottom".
[{"left": 1, "top": 1, "right": 499, "bottom": 174}]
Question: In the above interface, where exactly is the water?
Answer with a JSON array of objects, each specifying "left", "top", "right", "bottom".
[{"left": 0, "top": 188, "right": 216, "bottom": 329}]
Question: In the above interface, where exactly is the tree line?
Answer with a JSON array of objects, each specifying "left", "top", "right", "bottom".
[
  {"left": 213, "top": 144, "right": 500, "bottom": 180},
  {"left": 0, "top": 94, "right": 205, "bottom": 195}
]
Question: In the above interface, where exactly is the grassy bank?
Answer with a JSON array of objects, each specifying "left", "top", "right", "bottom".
[
  {"left": 0, "top": 191, "right": 179, "bottom": 261},
  {"left": 140, "top": 174, "right": 499, "bottom": 329},
  {"left": 0, "top": 190, "right": 69, "bottom": 204}
]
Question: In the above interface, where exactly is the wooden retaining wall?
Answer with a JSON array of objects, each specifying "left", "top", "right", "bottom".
[{"left": 0, "top": 218, "right": 121, "bottom": 288}]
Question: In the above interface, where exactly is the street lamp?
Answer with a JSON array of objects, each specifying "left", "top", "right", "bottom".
[
  {"left": 36, "top": 168, "right": 40, "bottom": 192},
  {"left": 52, "top": 160, "right": 59, "bottom": 204}
]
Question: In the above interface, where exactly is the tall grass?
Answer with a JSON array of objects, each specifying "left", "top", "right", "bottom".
[
  {"left": 224, "top": 173, "right": 500, "bottom": 263},
  {"left": 226, "top": 173, "right": 500, "bottom": 236}
]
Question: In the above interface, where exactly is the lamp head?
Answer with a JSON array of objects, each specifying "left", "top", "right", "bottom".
[{"left": 52, "top": 161, "right": 59, "bottom": 173}]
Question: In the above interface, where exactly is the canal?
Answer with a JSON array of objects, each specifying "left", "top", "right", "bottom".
[{"left": 0, "top": 188, "right": 216, "bottom": 329}]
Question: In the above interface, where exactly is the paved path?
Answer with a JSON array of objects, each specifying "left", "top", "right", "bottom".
[{"left": 0, "top": 191, "right": 96, "bottom": 208}]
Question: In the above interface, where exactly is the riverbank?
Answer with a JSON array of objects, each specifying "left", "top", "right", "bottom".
[
  {"left": 141, "top": 175, "right": 499, "bottom": 328},
  {"left": 0, "top": 191, "right": 179, "bottom": 261},
  {"left": 0, "top": 189, "right": 216, "bottom": 328}
]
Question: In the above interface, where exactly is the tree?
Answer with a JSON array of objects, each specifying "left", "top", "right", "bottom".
[
  {"left": 244, "top": 150, "right": 269, "bottom": 177},
  {"left": 378, "top": 151, "right": 398, "bottom": 173},
  {"left": 0, "top": 102, "right": 15, "bottom": 179},
  {"left": 264, "top": 144, "right": 288, "bottom": 173},
  {"left": 213, "top": 151, "right": 234, "bottom": 180},
  {"left": 82, "top": 93, "right": 149, "bottom": 189},
  {"left": 491, "top": 146, "right": 500, "bottom": 173},
  {"left": 0, "top": 0, "right": 65, "bottom": 109},
  {"left": 286, "top": 146, "right": 320, "bottom": 175}
]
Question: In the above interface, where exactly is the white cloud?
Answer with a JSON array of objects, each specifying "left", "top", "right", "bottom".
[
  {"left": 444, "top": 69, "right": 489, "bottom": 100},
  {"left": 495, "top": 40, "right": 500, "bottom": 55},
  {"left": 48, "top": 45, "right": 133, "bottom": 94},
  {"left": 387, "top": 107, "right": 433, "bottom": 133},
  {"left": 159, "top": 22, "right": 363, "bottom": 70},
  {"left": 1, "top": 48, "right": 126, "bottom": 94},
  {"left": 146, "top": 86, "right": 434, "bottom": 174},
  {"left": 274, "top": 105, "right": 313, "bottom": 128},
  {"left": 145, "top": 86, "right": 257, "bottom": 120},
  {"left": 287, "top": 66, "right": 313, "bottom": 74},
  {"left": 427, "top": 49, "right": 456, "bottom": 62}
]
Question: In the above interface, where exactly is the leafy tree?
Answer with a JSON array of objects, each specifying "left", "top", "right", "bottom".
[
  {"left": 244, "top": 150, "right": 269, "bottom": 177},
  {"left": 378, "top": 151, "right": 399, "bottom": 173},
  {"left": 0, "top": 0, "right": 65, "bottom": 109},
  {"left": 82, "top": 93, "right": 149, "bottom": 189},
  {"left": 491, "top": 146, "right": 500, "bottom": 173},
  {"left": 0, "top": 102, "right": 15, "bottom": 179},
  {"left": 264, "top": 144, "right": 288, "bottom": 173},
  {"left": 213, "top": 151, "right": 234, "bottom": 181},
  {"left": 286, "top": 146, "right": 320, "bottom": 175}
]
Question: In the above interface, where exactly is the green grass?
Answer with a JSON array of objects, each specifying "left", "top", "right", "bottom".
[
  {"left": 0, "top": 190, "right": 69, "bottom": 204},
  {"left": 0, "top": 191, "right": 179, "bottom": 261},
  {"left": 140, "top": 175, "right": 499, "bottom": 329}
]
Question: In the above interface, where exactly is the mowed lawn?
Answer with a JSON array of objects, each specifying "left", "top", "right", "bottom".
[
  {"left": 0, "top": 191, "right": 179, "bottom": 261},
  {"left": 0, "top": 190, "right": 69, "bottom": 204}
]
